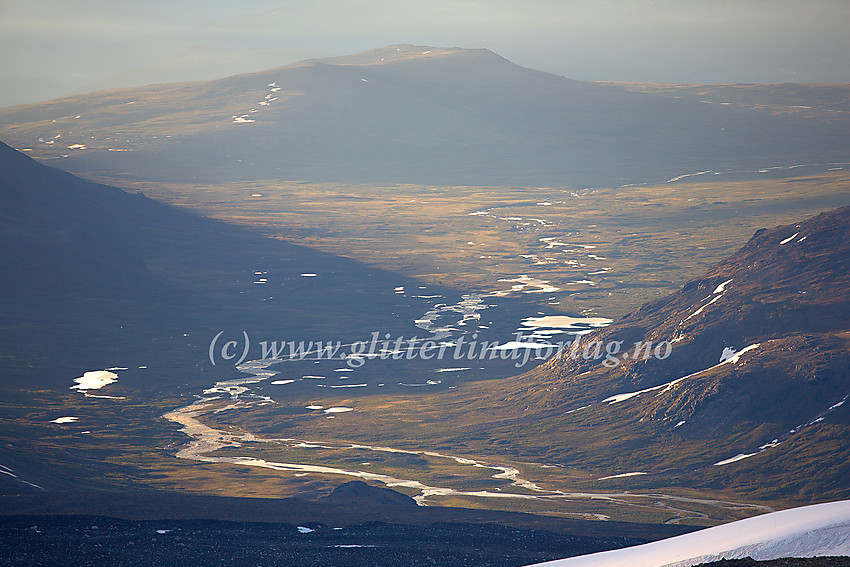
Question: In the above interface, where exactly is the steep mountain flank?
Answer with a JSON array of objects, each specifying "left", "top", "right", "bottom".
[{"left": 462, "top": 206, "right": 850, "bottom": 502}]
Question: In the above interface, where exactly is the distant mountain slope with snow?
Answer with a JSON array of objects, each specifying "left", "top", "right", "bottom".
[
  {"left": 527, "top": 500, "right": 850, "bottom": 567},
  {"left": 1, "top": 45, "right": 849, "bottom": 187}
]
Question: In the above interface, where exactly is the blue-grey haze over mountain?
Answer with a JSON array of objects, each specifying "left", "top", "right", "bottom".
[{"left": 1, "top": 0, "right": 848, "bottom": 108}]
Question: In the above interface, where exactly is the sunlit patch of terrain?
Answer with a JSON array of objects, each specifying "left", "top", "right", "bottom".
[{"left": 101, "top": 169, "right": 850, "bottom": 318}]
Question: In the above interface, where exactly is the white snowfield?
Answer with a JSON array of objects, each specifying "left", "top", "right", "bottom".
[{"left": 525, "top": 500, "right": 850, "bottom": 567}]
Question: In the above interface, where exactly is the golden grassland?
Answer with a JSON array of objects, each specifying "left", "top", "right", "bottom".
[
  {"left": 4, "top": 171, "right": 848, "bottom": 526},
  {"left": 4, "top": 380, "right": 777, "bottom": 526},
  {"left": 87, "top": 169, "right": 850, "bottom": 318}
]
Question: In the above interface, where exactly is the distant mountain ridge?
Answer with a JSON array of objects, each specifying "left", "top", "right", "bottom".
[
  {"left": 1, "top": 44, "right": 848, "bottom": 187},
  {"left": 600, "top": 81, "right": 850, "bottom": 113},
  {"left": 81, "top": 45, "right": 328, "bottom": 94}
]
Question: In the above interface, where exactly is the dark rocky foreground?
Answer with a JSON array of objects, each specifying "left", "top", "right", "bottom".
[
  {"left": 0, "top": 515, "right": 640, "bottom": 567},
  {"left": 3, "top": 514, "right": 847, "bottom": 567}
]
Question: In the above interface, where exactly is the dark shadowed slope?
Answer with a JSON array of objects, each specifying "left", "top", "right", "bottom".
[
  {"left": 0, "top": 139, "right": 435, "bottom": 391},
  {"left": 0, "top": 139, "right": 457, "bottom": 496}
]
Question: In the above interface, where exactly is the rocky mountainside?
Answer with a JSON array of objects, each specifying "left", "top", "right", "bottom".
[
  {"left": 479, "top": 206, "right": 850, "bottom": 502},
  {"left": 537, "top": 204, "right": 850, "bottom": 394},
  {"left": 1, "top": 45, "right": 848, "bottom": 187}
]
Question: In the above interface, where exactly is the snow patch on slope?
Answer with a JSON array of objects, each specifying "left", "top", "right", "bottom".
[
  {"left": 525, "top": 500, "right": 850, "bottom": 566},
  {"left": 603, "top": 344, "right": 760, "bottom": 405},
  {"left": 780, "top": 232, "right": 800, "bottom": 245},
  {"left": 713, "top": 278, "right": 733, "bottom": 294},
  {"left": 714, "top": 452, "right": 757, "bottom": 466},
  {"left": 683, "top": 294, "right": 723, "bottom": 322}
]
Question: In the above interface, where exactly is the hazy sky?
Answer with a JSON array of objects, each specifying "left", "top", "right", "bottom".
[{"left": 1, "top": 0, "right": 848, "bottom": 107}]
